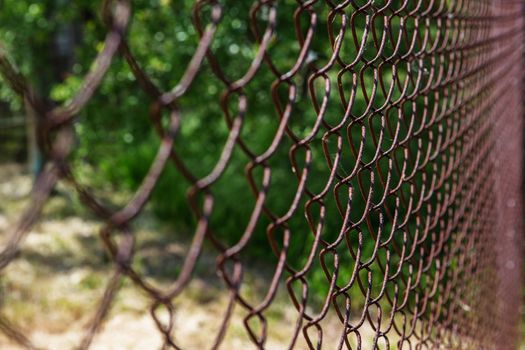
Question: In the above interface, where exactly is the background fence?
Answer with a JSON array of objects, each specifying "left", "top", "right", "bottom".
[{"left": 0, "top": 0, "right": 524, "bottom": 349}]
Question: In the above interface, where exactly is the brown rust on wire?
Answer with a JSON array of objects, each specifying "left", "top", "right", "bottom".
[{"left": 0, "top": 0, "right": 524, "bottom": 349}]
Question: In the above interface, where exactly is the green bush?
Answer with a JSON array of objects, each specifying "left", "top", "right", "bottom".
[{"left": 1, "top": 0, "right": 430, "bottom": 307}]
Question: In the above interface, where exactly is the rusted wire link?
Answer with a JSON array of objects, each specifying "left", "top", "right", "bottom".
[{"left": 0, "top": 0, "right": 524, "bottom": 349}]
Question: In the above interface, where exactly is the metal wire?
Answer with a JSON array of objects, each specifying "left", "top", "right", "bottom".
[{"left": 0, "top": 0, "right": 524, "bottom": 349}]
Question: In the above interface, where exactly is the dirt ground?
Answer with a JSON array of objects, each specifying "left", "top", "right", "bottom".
[{"left": 0, "top": 164, "right": 379, "bottom": 350}]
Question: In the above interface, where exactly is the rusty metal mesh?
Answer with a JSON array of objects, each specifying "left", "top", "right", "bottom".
[{"left": 1, "top": 0, "right": 524, "bottom": 349}]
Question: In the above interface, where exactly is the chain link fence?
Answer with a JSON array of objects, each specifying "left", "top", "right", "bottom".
[{"left": 0, "top": 0, "right": 524, "bottom": 349}]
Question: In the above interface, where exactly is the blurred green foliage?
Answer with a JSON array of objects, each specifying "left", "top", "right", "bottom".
[{"left": 0, "top": 0, "right": 431, "bottom": 308}]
